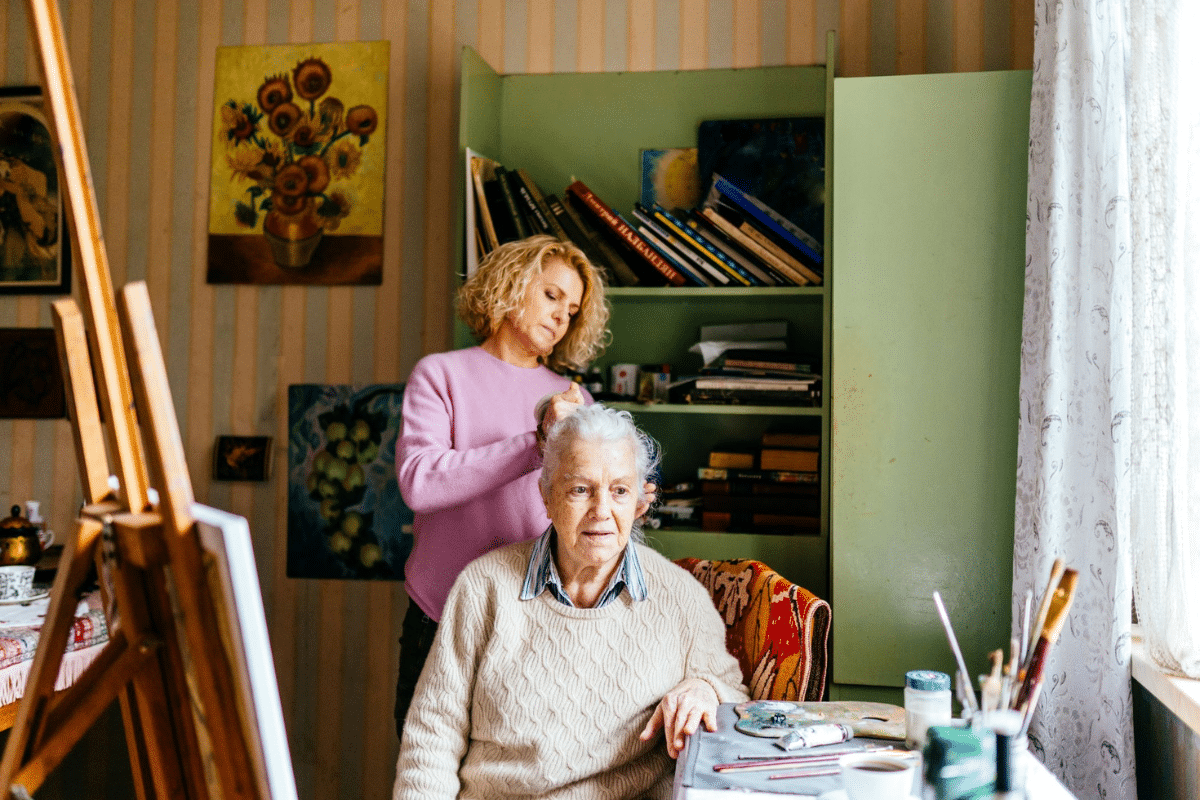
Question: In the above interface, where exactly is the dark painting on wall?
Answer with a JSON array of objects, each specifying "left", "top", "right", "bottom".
[
  {"left": 0, "top": 87, "right": 71, "bottom": 295},
  {"left": 0, "top": 328, "right": 66, "bottom": 418},
  {"left": 697, "top": 116, "right": 826, "bottom": 246},
  {"left": 287, "top": 383, "right": 411, "bottom": 580},
  {"left": 213, "top": 435, "right": 273, "bottom": 481}
]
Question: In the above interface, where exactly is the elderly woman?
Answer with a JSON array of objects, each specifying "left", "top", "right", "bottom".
[
  {"left": 394, "top": 235, "right": 610, "bottom": 737},
  {"left": 393, "top": 404, "right": 747, "bottom": 800}
]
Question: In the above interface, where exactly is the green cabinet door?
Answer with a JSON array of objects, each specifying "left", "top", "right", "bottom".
[{"left": 830, "top": 71, "right": 1031, "bottom": 692}]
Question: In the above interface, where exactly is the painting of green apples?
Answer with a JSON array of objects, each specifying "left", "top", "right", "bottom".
[
  {"left": 207, "top": 41, "right": 388, "bottom": 284},
  {"left": 287, "top": 383, "right": 411, "bottom": 580}
]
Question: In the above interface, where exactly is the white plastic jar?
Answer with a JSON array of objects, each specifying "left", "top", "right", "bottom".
[{"left": 904, "top": 669, "right": 952, "bottom": 751}]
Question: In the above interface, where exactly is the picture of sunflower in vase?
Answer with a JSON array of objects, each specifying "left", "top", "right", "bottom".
[{"left": 207, "top": 42, "right": 388, "bottom": 285}]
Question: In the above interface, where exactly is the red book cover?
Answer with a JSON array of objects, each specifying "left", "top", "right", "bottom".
[{"left": 565, "top": 180, "right": 688, "bottom": 286}]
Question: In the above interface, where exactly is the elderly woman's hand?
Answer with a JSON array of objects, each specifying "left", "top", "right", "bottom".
[{"left": 638, "top": 677, "right": 719, "bottom": 758}]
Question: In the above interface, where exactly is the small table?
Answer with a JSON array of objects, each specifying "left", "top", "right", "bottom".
[
  {"left": 673, "top": 703, "right": 1077, "bottom": 799},
  {"left": 0, "top": 588, "right": 109, "bottom": 730}
]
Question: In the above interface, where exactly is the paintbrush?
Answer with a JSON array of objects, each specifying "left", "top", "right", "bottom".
[
  {"left": 1024, "top": 558, "right": 1066, "bottom": 672},
  {"left": 1014, "top": 568, "right": 1078, "bottom": 717},
  {"left": 1019, "top": 588, "right": 1033, "bottom": 664},
  {"left": 933, "top": 591, "right": 978, "bottom": 715},
  {"left": 980, "top": 649, "right": 1003, "bottom": 715}
]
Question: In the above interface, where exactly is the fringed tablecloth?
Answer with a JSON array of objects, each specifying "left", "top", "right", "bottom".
[{"left": 0, "top": 589, "right": 108, "bottom": 708}]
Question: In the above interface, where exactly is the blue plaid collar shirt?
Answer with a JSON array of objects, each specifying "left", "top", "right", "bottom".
[{"left": 519, "top": 526, "right": 649, "bottom": 608}]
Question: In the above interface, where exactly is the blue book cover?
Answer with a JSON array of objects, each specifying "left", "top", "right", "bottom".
[{"left": 710, "top": 176, "right": 823, "bottom": 268}]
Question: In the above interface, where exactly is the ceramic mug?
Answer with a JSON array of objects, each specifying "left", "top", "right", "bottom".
[
  {"left": 0, "top": 565, "right": 36, "bottom": 601},
  {"left": 839, "top": 751, "right": 916, "bottom": 800}
]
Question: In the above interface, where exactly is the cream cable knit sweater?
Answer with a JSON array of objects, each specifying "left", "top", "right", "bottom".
[{"left": 393, "top": 540, "right": 748, "bottom": 800}]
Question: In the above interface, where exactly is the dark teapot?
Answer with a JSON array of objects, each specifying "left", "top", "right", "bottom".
[{"left": 0, "top": 505, "right": 45, "bottom": 566}]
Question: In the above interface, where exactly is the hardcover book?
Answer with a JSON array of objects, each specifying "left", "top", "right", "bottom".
[
  {"left": 708, "top": 176, "right": 823, "bottom": 270},
  {"left": 562, "top": 191, "right": 644, "bottom": 286},
  {"left": 698, "top": 207, "right": 813, "bottom": 286},
  {"left": 759, "top": 448, "right": 819, "bottom": 473},
  {"left": 696, "top": 467, "right": 819, "bottom": 483},
  {"left": 566, "top": 180, "right": 688, "bottom": 286}
]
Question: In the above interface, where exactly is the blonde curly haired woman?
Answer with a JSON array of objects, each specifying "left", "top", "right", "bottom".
[{"left": 394, "top": 234, "right": 610, "bottom": 738}]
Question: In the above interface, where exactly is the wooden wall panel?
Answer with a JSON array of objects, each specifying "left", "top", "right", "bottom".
[{"left": 0, "top": 0, "right": 1033, "bottom": 797}]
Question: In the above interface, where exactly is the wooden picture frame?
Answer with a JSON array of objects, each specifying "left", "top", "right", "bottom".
[
  {"left": 0, "top": 86, "right": 71, "bottom": 295},
  {"left": 213, "top": 435, "right": 273, "bottom": 481}
]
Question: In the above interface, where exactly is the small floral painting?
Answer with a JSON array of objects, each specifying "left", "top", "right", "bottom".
[
  {"left": 207, "top": 42, "right": 388, "bottom": 285},
  {"left": 287, "top": 384, "right": 411, "bottom": 580}
]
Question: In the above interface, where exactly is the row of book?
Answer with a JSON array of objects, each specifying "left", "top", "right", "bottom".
[
  {"left": 468, "top": 153, "right": 823, "bottom": 288},
  {"left": 652, "top": 431, "right": 822, "bottom": 534},
  {"left": 701, "top": 431, "right": 820, "bottom": 534}
]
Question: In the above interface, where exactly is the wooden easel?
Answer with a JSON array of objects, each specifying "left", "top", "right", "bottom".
[{"left": 0, "top": 1, "right": 271, "bottom": 798}]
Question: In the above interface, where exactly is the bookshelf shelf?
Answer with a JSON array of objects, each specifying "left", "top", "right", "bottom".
[
  {"left": 457, "top": 42, "right": 834, "bottom": 598},
  {"left": 606, "top": 402, "right": 821, "bottom": 417}
]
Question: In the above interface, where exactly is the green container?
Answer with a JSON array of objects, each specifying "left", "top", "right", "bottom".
[{"left": 923, "top": 725, "right": 996, "bottom": 800}]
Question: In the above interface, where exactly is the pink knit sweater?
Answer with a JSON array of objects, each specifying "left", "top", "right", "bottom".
[{"left": 397, "top": 347, "right": 589, "bottom": 621}]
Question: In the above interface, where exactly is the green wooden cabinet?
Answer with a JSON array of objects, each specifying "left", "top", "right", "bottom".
[
  {"left": 457, "top": 46, "right": 835, "bottom": 599},
  {"left": 829, "top": 71, "right": 1031, "bottom": 698}
]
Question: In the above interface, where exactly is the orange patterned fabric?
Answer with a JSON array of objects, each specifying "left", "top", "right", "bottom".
[{"left": 674, "top": 558, "right": 830, "bottom": 702}]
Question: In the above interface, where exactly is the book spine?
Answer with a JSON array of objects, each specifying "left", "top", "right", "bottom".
[
  {"left": 700, "top": 208, "right": 811, "bottom": 286},
  {"left": 566, "top": 180, "right": 688, "bottom": 286},
  {"left": 686, "top": 215, "right": 791, "bottom": 286},
  {"left": 494, "top": 167, "right": 531, "bottom": 239},
  {"left": 512, "top": 178, "right": 554, "bottom": 236},
  {"left": 545, "top": 194, "right": 617, "bottom": 284},
  {"left": 516, "top": 169, "right": 569, "bottom": 240},
  {"left": 737, "top": 221, "right": 823, "bottom": 285},
  {"left": 470, "top": 158, "right": 500, "bottom": 250},
  {"left": 636, "top": 225, "right": 711, "bottom": 286},
  {"left": 631, "top": 207, "right": 732, "bottom": 285},
  {"left": 563, "top": 193, "right": 642, "bottom": 286},
  {"left": 645, "top": 204, "right": 754, "bottom": 286},
  {"left": 653, "top": 203, "right": 768, "bottom": 286},
  {"left": 711, "top": 175, "right": 823, "bottom": 266}
]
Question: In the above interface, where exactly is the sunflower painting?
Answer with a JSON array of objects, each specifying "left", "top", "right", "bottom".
[{"left": 207, "top": 41, "right": 388, "bottom": 285}]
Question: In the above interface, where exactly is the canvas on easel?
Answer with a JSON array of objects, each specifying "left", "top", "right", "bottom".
[{"left": 0, "top": 1, "right": 297, "bottom": 799}]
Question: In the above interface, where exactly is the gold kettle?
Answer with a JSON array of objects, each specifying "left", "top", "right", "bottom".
[{"left": 0, "top": 505, "right": 45, "bottom": 566}]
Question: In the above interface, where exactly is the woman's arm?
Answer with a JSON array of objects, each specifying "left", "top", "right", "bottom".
[
  {"left": 393, "top": 576, "right": 486, "bottom": 798},
  {"left": 395, "top": 358, "right": 543, "bottom": 514}
]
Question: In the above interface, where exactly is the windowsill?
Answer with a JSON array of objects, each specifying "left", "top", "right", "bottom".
[{"left": 1130, "top": 625, "right": 1200, "bottom": 737}]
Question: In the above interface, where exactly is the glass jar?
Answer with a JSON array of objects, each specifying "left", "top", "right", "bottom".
[{"left": 905, "top": 669, "right": 952, "bottom": 750}]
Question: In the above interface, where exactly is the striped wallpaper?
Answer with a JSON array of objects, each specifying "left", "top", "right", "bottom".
[{"left": 0, "top": 0, "right": 1031, "bottom": 797}]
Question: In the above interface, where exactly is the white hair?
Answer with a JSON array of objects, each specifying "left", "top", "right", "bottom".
[{"left": 537, "top": 403, "right": 660, "bottom": 539}]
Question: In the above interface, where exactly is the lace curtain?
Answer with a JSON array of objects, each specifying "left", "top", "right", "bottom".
[
  {"left": 1017, "top": 0, "right": 1200, "bottom": 797},
  {"left": 1129, "top": 1, "right": 1200, "bottom": 678}
]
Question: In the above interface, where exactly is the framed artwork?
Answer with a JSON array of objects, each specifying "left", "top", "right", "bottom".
[
  {"left": 0, "top": 86, "right": 71, "bottom": 295},
  {"left": 206, "top": 41, "right": 389, "bottom": 285},
  {"left": 287, "top": 383, "right": 411, "bottom": 580},
  {"left": 697, "top": 117, "right": 826, "bottom": 246},
  {"left": 213, "top": 435, "right": 273, "bottom": 481},
  {"left": 0, "top": 328, "right": 66, "bottom": 418}
]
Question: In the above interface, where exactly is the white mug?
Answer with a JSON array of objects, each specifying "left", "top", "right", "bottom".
[
  {"left": 839, "top": 751, "right": 916, "bottom": 800},
  {"left": 0, "top": 565, "right": 36, "bottom": 601}
]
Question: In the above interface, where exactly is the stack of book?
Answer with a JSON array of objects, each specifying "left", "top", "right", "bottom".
[
  {"left": 697, "top": 433, "right": 821, "bottom": 534},
  {"left": 467, "top": 153, "right": 822, "bottom": 289},
  {"left": 673, "top": 321, "right": 821, "bottom": 407}
]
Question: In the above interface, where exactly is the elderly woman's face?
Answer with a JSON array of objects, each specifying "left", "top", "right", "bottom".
[{"left": 542, "top": 437, "right": 648, "bottom": 579}]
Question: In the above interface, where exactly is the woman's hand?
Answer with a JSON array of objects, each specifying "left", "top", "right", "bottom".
[
  {"left": 638, "top": 678, "right": 719, "bottom": 758},
  {"left": 537, "top": 383, "right": 586, "bottom": 453}
]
